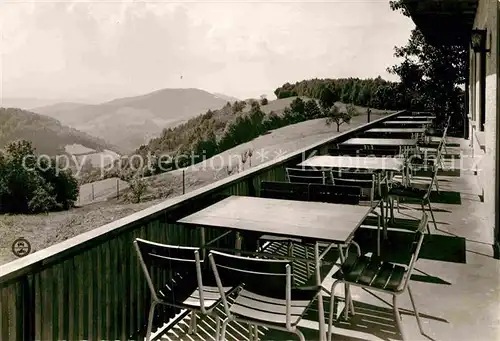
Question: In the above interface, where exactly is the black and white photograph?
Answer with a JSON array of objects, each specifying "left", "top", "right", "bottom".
[{"left": 0, "top": 0, "right": 499, "bottom": 340}]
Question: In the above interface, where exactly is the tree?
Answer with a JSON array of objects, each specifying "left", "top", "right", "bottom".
[
  {"left": 0, "top": 140, "right": 79, "bottom": 213},
  {"left": 388, "top": 0, "right": 467, "bottom": 135},
  {"left": 128, "top": 176, "right": 147, "bottom": 203},
  {"left": 263, "top": 111, "right": 282, "bottom": 131},
  {"left": 324, "top": 105, "right": 352, "bottom": 132},
  {"left": 319, "top": 86, "right": 337, "bottom": 109},
  {"left": 231, "top": 101, "right": 246, "bottom": 113},
  {"left": 260, "top": 95, "right": 268, "bottom": 106},
  {"left": 289, "top": 97, "right": 306, "bottom": 120},
  {"left": 346, "top": 104, "right": 358, "bottom": 117},
  {"left": 304, "top": 99, "right": 322, "bottom": 120}
]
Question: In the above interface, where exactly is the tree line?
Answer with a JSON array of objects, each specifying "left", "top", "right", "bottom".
[{"left": 274, "top": 77, "right": 408, "bottom": 111}]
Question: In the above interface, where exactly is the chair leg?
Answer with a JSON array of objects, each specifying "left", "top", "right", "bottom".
[
  {"left": 427, "top": 201, "right": 437, "bottom": 232},
  {"left": 145, "top": 301, "right": 157, "bottom": 341},
  {"left": 408, "top": 285, "right": 425, "bottom": 335},
  {"left": 305, "top": 246, "right": 310, "bottom": 277},
  {"left": 215, "top": 315, "right": 221, "bottom": 341},
  {"left": 188, "top": 311, "right": 197, "bottom": 334},
  {"left": 392, "top": 295, "right": 407, "bottom": 341},
  {"left": 420, "top": 203, "right": 432, "bottom": 235},
  {"left": 295, "top": 328, "right": 306, "bottom": 341},
  {"left": 348, "top": 285, "right": 355, "bottom": 315},
  {"left": 328, "top": 280, "right": 341, "bottom": 341},
  {"left": 254, "top": 325, "right": 259, "bottom": 341},
  {"left": 220, "top": 318, "right": 230, "bottom": 341}
]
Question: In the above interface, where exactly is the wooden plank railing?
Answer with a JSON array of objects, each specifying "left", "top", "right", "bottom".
[{"left": 0, "top": 110, "right": 406, "bottom": 340}]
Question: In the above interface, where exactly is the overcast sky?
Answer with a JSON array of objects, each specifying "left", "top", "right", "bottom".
[{"left": 0, "top": 0, "right": 414, "bottom": 103}]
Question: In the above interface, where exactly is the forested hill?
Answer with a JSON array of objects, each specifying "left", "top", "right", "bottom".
[
  {"left": 274, "top": 77, "right": 408, "bottom": 111},
  {"left": 0, "top": 107, "right": 119, "bottom": 156}
]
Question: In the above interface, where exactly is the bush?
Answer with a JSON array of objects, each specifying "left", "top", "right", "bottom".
[
  {"left": 0, "top": 140, "right": 80, "bottom": 214},
  {"left": 128, "top": 177, "right": 147, "bottom": 203}
]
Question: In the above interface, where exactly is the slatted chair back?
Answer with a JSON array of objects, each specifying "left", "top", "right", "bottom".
[
  {"left": 308, "top": 183, "right": 361, "bottom": 205},
  {"left": 261, "top": 181, "right": 362, "bottom": 205},
  {"left": 357, "top": 148, "right": 400, "bottom": 157},
  {"left": 330, "top": 170, "right": 375, "bottom": 188},
  {"left": 328, "top": 148, "right": 362, "bottom": 156},
  {"left": 260, "top": 181, "right": 310, "bottom": 201},
  {"left": 208, "top": 251, "right": 295, "bottom": 328},
  {"left": 134, "top": 239, "right": 208, "bottom": 311},
  {"left": 285, "top": 167, "right": 328, "bottom": 184},
  {"left": 402, "top": 213, "right": 429, "bottom": 291}
]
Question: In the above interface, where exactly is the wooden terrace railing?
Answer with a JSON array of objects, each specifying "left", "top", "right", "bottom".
[{"left": 0, "top": 110, "right": 406, "bottom": 341}]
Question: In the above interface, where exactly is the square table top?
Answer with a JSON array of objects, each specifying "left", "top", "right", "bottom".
[
  {"left": 340, "top": 137, "right": 418, "bottom": 146},
  {"left": 367, "top": 128, "right": 426, "bottom": 133},
  {"left": 397, "top": 115, "right": 435, "bottom": 119},
  {"left": 298, "top": 155, "right": 404, "bottom": 172},
  {"left": 177, "top": 196, "right": 372, "bottom": 244},
  {"left": 384, "top": 120, "right": 432, "bottom": 125}
]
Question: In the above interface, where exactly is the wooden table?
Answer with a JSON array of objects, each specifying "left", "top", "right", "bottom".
[
  {"left": 298, "top": 155, "right": 404, "bottom": 172},
  {"left": 397, "top": 115, "right": 435, "bottom": 119},
  {"left": 178, "top": 196, "right": 371, "bottom": 244},
  {"left": 341, "top": 137, "right": 418, "bottom": 147},
  {"left": 178, "top": 195, "right": 374, "bottom": 341},
  {"left": 367, "top": 128, "right": 426, "bottom": 134},
  {"left": 384, "top": 120, "right": 432, "bottom": 125}
]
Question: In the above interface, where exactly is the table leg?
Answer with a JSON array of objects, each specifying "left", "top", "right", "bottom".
[
  {"left": 315, "top": 242, "right": 326, "bottom": 341},
  {"left": 377, "top": 214, "right": 382, "bottom": 256},
  {"left": 200, "top": 227, "right": 206, "bottom": 259},
  {"left": 235, "top": 232, "right": 242, "bottom": 256}
]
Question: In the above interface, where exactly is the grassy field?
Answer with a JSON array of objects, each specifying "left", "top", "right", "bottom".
[
  {"left": 0, "top": 107, "right": 393, "bottom": 265},
  {"left": 77, "top": 177, "right": 130, "bottom": 205}
]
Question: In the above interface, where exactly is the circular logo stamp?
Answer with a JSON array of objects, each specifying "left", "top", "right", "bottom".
[{"left": 12, "top": 238, "right": 31, "bottom": 257}]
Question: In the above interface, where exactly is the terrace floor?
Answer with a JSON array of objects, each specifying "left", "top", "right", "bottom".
[{"left": 153, "top": 138, "right": 500, "bottom": 341}]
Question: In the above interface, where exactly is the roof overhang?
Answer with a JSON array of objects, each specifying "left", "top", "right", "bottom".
[{"left": 402, "top": 0, "right": 478, "bottom": 47}]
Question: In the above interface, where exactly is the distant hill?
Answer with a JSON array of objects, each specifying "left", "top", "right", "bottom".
[
  {"left": 213, "top": 93, "right": 240, "bottom": 103},
  {"left": 141, "top": 97, "right": 308, "bottom": 157},
  {"left": 0, "top": 107, "right": 120, "bottom": 157},
  {"left": 33, "top": 102, "right": 90, "bottom": 116},
  {"left": 0, "top": 97, "right": 65, "bottom": 110},
  {"left": 33, "top": 88, "right": 233, "bottom": 152}
]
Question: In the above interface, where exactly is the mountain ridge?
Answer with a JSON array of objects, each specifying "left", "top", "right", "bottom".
[
  {"left": 32, "top": 88, "right": 235, "bottom": 152},
  {"left": 0, "top": 107, "right": 121, "bottom": 156}
]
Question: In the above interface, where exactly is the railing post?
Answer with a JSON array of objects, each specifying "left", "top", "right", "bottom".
[{"left": 182, "top": 170, "right": 185, "bottom": 194}]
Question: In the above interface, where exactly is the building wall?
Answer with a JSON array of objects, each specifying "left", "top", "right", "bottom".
[{"left": 468, "top": 0, "right": 498, "bottom": 231}]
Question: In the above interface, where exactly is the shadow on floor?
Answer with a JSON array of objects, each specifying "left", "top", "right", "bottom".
[
  {"left": 399, "top": 190, "right": 462, "bottom": 205},
  {"left": 264, "top": 297, "right": 447, "bottom": 341},
  {"left": 354, "top": 228, "right": 466, "bottom": 264},
  {"left": 411, "top": 268, "right": 452, "bottom": 285}
]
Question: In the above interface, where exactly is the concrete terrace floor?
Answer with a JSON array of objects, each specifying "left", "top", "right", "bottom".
[{"left": 154, "top": 138, "right": 500, "bottom": 341}]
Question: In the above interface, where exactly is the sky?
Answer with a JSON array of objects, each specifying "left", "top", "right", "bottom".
[{"left": 0, "top": 0, "right": 415, "bottom": 103}]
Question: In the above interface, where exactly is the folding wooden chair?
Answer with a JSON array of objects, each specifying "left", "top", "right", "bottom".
[
  {"left": 134, "top": 239, "right": 235, "bottom": 341},
  {"left": 209, "top": 250, "right": 322, "bottom": 341},
  {"left": 387, "top": 165, "right": 437, "bottom": 234},
  {"left": 330, "top": 170, "right": 377, "bottom": 206},
  {"left": 327, "top": 213, "right": 429, "bottom": 341},
  {"left": 285, "top": 167, "right": 330, "bottom": 184}
]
